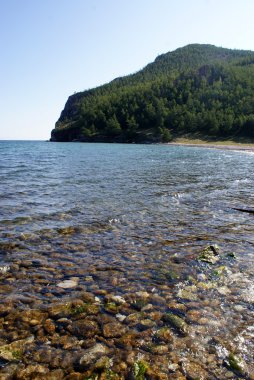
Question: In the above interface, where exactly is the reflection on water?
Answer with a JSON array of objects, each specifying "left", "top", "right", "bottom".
[{"left": 0, "top": 141, "right": 253, "bottom": 378}]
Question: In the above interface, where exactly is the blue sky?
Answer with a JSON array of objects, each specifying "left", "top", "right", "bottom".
[{"left": 1, "top": 0, "right": 254, "bottom": 140}]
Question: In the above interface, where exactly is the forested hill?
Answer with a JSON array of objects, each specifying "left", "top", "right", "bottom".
[{"left": 51, "top": 44, "right": 254, "bottom": 143}]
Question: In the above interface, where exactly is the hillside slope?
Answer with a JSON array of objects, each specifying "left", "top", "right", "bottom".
[{"left": 51, "top": 44, "right": 254, "bottom": 142}]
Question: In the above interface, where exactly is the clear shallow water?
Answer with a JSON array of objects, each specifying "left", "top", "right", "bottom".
[
  {"left": 1, "top": 141, "right": 254, "bottom": 234},
  {"left": 0, "top": 141, "right": 253, "bottom": 377}
]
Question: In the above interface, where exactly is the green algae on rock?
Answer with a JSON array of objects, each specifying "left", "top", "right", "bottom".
[
  {"left": 162, "top": 312, "right": 188, "bottom": 335},
  {"left": 133, "top": 360, "right": 149, "bottom": 380},
  {"left": 0, "top": 336, "right": 34, "bottom": 361},
  {"left": 198, "top": 244, "right": 220, "bottom": 264},
  {"left": 225, "top": 353, "right": 247, "bottom": 376}
]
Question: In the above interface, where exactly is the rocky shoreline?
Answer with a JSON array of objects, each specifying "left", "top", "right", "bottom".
[{"left": 0, "top": 228, "right": 253, "bottom": 379}]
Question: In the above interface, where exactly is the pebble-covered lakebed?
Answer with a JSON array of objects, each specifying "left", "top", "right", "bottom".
[{"left": 0, "top": 141, "right": 253, "bottom": 379}]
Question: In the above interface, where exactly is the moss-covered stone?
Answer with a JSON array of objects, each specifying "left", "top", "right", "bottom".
[
  {"left": 162, "top": 312, "right": 188, "bottom": 335},
  {"left": 133, "top": 360, "right": 149, "bottom": 380},
  {"left": 198, "top": 244, "right": 220, "bottom": 264},
  {"left": 0, "top": 336, "right": 34, "bottom": 361},
  {"left": 225, "top": 353, "right": 247, "bottom": 375},
  {"left": 104, "top": 302, "right": 119, "bottom": 314}
]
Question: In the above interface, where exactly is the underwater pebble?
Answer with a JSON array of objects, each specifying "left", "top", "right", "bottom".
[
  {"left": 233, "top": 304, "right": 245, "bottom": 312},
  {"left": 79, "top": 343, "right": 108, "bottom": 367},
  {"left": 115, "top": 313, "right": 126, "bottom": 322},
  {"left": 182, "top": 360, "right": 208, "bottom": 380},
  {"left": 108, "top": 295, "right": 126, "bottom": 304},
  {"left": 217, "top": 286, "right": 231, "bottom": 295},
  {"left": 56, "top": 279, "right": 79, "bottom": 289}
]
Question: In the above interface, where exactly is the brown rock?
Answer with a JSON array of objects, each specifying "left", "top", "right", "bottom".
[
  {"left": 0, "top": 304, "right": 12, "bottom": 317},
  {"left": 79, "top": 343, "right": 108, "bottom": 367},
  {"left": 17, "top": 310, "right": 48, "bottom": 325},
  {"left": 38, "top": 369, "right": 64, "bottom": 379},
  {"left": 155, "top": 327, "right": 173, "bottom": 343},
  {"left": 79, "top": 292, "right": 95, "bottom": 303},
  {"left": 182, "top": 361, "right": 208, "bottom": 380},
  {"left": 138, "top": 319, "right": 155, "bottom": 331},
  {"left": 47, "top": 302, "right": 72, "bottom": 319},
  {"left": 115, "top": 332, "right": 138, "bottom": 349},
  {"left": 0, "top": 363, "right": 19, "bottom": 379},
  {"left": 15, "top": 364, "right": 49, "bottom": 379},
  {"left": 53, "top": 335, "right": 79, "bottom": 349},
  {"left": 71, "top": 319, "right": 100, "bottom": 338},
  {"left": 44, "top": 319, "right": 56, "bottom": 335},
  {"left": 64, "top": 373, "right": 84, "bottom": 380},
  {"left": 102, "top": 322, "right": 126, "bottom": 338},
  {"left": 151, "top": 344, "right": 169, "bottom": 355},
  {"left": 0, "top": 336, "right": 34, "bottom": 361}
]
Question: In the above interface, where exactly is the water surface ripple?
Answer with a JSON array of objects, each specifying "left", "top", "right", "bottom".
[{"left": 0, "top": 141, "right": 253, "bottom": 378}]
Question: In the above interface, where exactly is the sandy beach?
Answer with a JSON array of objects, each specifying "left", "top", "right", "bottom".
[{"left": 169, "top": 139, "right": 254, "bottom": 152}]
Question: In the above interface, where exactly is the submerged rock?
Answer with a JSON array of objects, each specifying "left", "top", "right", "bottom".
[
  {"left": 198, "top": 244, "right": 220, "bottom": 264},
  {"left": 154, "top": 327, "right": 174, "bottom": 343},
  {"left": 132, "top": 360, "right": 149, "bottom": 380},
  {"left": 182, "top": 360, "right": 208, "bottom": 380},
  {"left": 79, "top": 343, "right": 108, "bottom": 367},
  {"left": 224, "top": 352, "right": 247, "bottom": 375},
  {"left": 71, "top": 319, "right": 100, "bottom": 338},
  {"left": 162, "top": 313, "right": 188, "bottom": 335},
  {"left": 177, "top": 285, "right": 198, "bottom": 301},
  {"left": 0, "top": 265, "right": 10, "bottom": 274},
  {"left": 56, "top": 278, "right": 79, "bottom": 289},
  {"left": 106, "top": 295, "right": 126, "bottom": 305},
  {"left": 102, "top": 322, "right": 126, "bottom": 338},
  {"left": 0, "top": 336, "right": 34, "bottom": 361}
]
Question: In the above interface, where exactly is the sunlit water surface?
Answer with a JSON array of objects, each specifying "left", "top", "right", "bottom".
[{"left": 0, "top": 141, "right": 253, "bottom": 377}]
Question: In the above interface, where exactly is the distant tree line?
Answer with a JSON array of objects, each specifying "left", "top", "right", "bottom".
[{"left": 51, "top": 44, "right": 254, "bottom": 142}]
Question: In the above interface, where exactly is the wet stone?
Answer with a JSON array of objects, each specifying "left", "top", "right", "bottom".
[
  {"left": 198, "top": 244, "right": 220, "bottom": 264},
  {"left": 115, "top": 332, "right": 138, "bottom": 349},
  {"left": 0, "top": 363, "right": 20, "bottom": 379},
  {"left": 151, "top": 344, "right": 169, "bottom": 355},
  {"left": 186, "top": 309, "right": 202, "bottom": 323},
  {"left": 0, "top": 304, "right": 12, "bottom": 317},
  {"left": 115, "top": 313, "right": 126, "bottom": 322},
  {"left": 106, "top": 294, "right": 126, "bottom": 305},
  {"left": 94, "top": 355, "right": 111, "bottom": 370},
  {"left": 79, "top": 343, "right": 108, "bottom": 368},
  {"left": 162, "top": 313, "right": 188, "bottom": 335},
  {"left": 71, "top": 319, "right": 100, "bottom": 338},
  {"left": 15, "top": 364, "right": 49, "bottom": 379},
  {"left": 47, "top": 302, "right": 72, "bottom": 319},
  {"left": 43, "top": 319, "right": 56, "bottom": 335},
  {"left": 137, "top": 319, "right": 156, "bottom": 331},
  {"left": 155, "top": 327, "right": 174, "bottom": 343},
  {"left": 64, "top": 372, "right": 84, "bottom": 380},
  {"left": 167, "top": 301, "right": 187, "bottom": 312},
  {"left": 104, "top": 302, "right": 119, "bottom": 314},
  {"left": 224, "top": 353, "right": 248, "bottom": 376},
  {"left": 0, "top": 336, "right": 34, "bottom": 361},
  {"left": 79, "top": 292, "right": 96, "bottom": 303},
  {"left": 124, "top": 313, "right": 142, "bottom": 326},
  {"left": 102, "top": 322, "right": 127, "bottom": 338},
  {"left": 56, "top": 278, "right": 79, "bottom": 289},
  {"left": 149, "top": 294, "right": 167, "bottom": 306},
  {"left": 177, "top": 287, "right": 198, "bottom": 301},
  {"left": 182, "top": 361, "right": 208, "bottom": 380}
]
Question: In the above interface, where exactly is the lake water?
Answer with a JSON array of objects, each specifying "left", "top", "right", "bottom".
[{"left": 0, "top": 141, "right": 253, "bottom": 378}]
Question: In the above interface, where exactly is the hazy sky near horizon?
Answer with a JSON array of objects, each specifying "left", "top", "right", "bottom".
[{"left": 1, "top": 0, "right": 254, "bottom": 140}]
